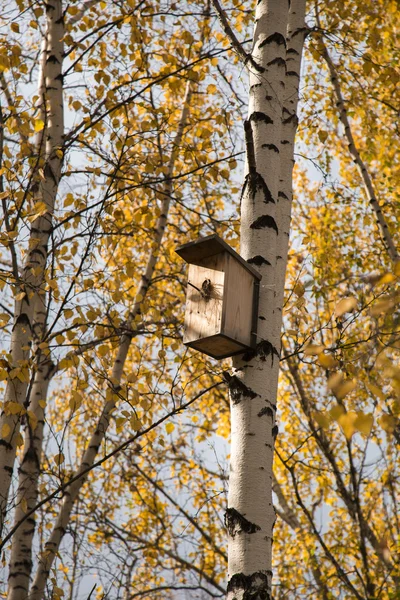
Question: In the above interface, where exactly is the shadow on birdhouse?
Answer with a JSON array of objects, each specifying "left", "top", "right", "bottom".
[{"left": 175, "top": 234, "right": 261, "bottom": 359}]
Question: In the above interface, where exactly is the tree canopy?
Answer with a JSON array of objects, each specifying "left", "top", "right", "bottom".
[{"left": 0, "top": 0, "right": 399, "bottom": 599}]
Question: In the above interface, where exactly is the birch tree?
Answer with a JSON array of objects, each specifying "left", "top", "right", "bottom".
[{"left": 210, "top": 1, "right": 307, "bottom": 598}]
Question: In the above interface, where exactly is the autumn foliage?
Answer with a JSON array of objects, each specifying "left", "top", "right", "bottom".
[{"left": 0, "top": 0, "right": 399, "bottom": 598}]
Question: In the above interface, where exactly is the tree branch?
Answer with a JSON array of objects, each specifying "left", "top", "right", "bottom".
[{"left": 211, "top": 0, "right": 264, "bottom": 72}]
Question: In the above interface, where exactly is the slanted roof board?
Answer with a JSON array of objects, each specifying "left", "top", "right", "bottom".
[{"left": 175, "top": 234, "right": 262, "bottom": 281}]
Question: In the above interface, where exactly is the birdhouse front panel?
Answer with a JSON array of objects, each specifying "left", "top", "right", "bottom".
[{"left": 183, "top": 254, "right": 225, "bottom": 346}]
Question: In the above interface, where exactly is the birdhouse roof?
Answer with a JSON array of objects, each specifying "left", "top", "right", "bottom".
[{"left": 175, "top": 234, "right": 262, "bottom": 280}]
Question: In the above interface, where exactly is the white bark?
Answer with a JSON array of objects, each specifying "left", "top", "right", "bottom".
[
  {"left": 275, "top": 0, "right": 306, "bottom": 303},
  {"left": 28, "top": 83, "right": 192, "bottom": 600},
  {"left": 226, "top": 1, "right": 306, "bottom": 598},
  {"left": 0, "top": 0, "right": 64, "bottom": 536},
  {"left": 7, "top": 360, "right": 53, "bottom": 600}
]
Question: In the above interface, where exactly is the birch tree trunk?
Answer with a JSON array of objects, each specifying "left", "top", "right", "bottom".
[
  {"left": 0, "top": 0, "right": 64, "bottom": 537},
  {"left": 226, "top": 1, "right": 306, "bottom": 598},
  {"left": 7, "top": 359, "right": 54, "bottom": 600}
]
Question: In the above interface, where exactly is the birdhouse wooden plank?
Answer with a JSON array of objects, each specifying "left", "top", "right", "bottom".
[{"left": 175, "top": 234, "right": 261, "bottom": 359}]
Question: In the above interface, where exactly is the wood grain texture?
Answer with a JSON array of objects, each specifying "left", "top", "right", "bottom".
[{"left": 183, "top": 255, "right": 225, "bottom": 345}]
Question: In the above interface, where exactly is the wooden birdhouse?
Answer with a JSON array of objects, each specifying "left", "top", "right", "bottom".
[{"left": 175, "top": 234, "right": 261, "bottom": 359}]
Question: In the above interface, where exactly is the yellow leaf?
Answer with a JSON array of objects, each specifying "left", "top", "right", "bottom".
[
  {"left": 337, "top": 411, "right": 358, "bottom": 439},
  {"left": 365, "top": 382, "right": 385, "bottom": 401},
  {"left": 327, "top": 372, "right": 343, "bottom": 391},
  {"left": 335, "top": 379, "right": 357, "bottom": 400},
  {"left": 34, "top": 119, "right": 45, "bottom": 132},
  {"left": 54, "top": 453, "right": 65, "bottom": 466},
  {"left": 370, "top": 295, "right": 396, "bottom": 316},
  {"left": 304, "top": 344, "right": 325, "bottom": 356},
  {"left": 38, "top": 400, "right": 46, "bottom": 409},
  {"left": 318, "top": 353, "right": 339, "bottom": 369},
  {"left": 11, "top": 22, "right": 20, "bottom": 33},
  {"left": 165, "top": 422, "right": 174, "bottom": 434},
  {"left": 379, "top": 414, "right": 396, "bottom": 433},
  {"left": 21, "top": 498, "right": 28, "bottom": 513},
  {"left": 335, "top": 297, "right": 357, "bottom": 317},
  {"left": 313, "top": 411, "right": 331, "bottom": 428},
  {"left": 5, "top": 401, "right": 24, "bottom": 415},
  {"left": 98, "top": 345, "right": 109, "bottom": 357},
  {"left": 27, "top": 410, "right": 38, "bottom": 430},
  {"left": 130, "top": 417, "right": 142, "bottom": 431},
  {"left": 354, "top": 413, "right": 374, "bottom": 436},
  {"left": 1, "top": 423, "right": 10, "bottom": 438},
  {"left": 329, "top": 404, "right": 346, "bottom": 421},
  {"left": 293, "top": 282, "right": 305, "bottom": 297},
  {"left": 378, "top": 273, "right": 396, "bottom": 285},
  {"left": 318, "top": 130, "right": 328, "bottom": 143}
]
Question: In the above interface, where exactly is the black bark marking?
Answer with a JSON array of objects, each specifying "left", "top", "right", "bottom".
[
  {"left": 242, "top": 340, "right": 280, "bottom": 362},
  {"left": 249, "top": 111, "right": 273, "bottom": 126},
  {"left": 248, "top": 255, "right": 271, "bottom": 266},
  {"left": 223, "top": 372, "right": 258, "bottom": 404},
  {"left": 0, "top": 439, "right": 13, "bottom": 450},
  {"left": 258, "top": 406, "right": 274, "bottom": 418},
  {"left": 286, "top": 70, "right": 300, "bottom": 78},
  {"left": 250, "top": 215, "right": 278, "bottom": 233},
  {"left": 225, "top": 508, "right": 261, "bottom": 538},
  {"left": 250, "top": 83, "right": 262, "bottom": 93},
  {"left": 287, "top": 48, "right": 300, "bottom": 56},
  {"left": 259, "top": 32, "right": 286, "bottom": 49},
  {"left": 14, "top": 313, "right": 32, "bottom": 329},
  {"left": 47, "top": 54, "right": 59, "bottom": 64},
  {"left": 244, "top": 120, "right": 257, "bottom": 174},
  {"left": 283, "top": 113, "right": 298, "bottom": 126},
  {"left": 267, "top": 56, "right": 286, "bottom": 68},
  {"left": 241, "top": 173, "right": 274, "bottom": 204},
  {"left": 241, "top": 121, "right": 275, "bottom": 205},
  {"left": 261, "top": 143, "right": 279, "bottom": 153},
  {"left": 259, "top": 315, "right": 266, "bottom": 320},
  {"left": 278, "top": 191, "right": 289, "bottom": 200},
  {"left": 227, "top": 572, "right": 271, "bottom": 600},
  {"left": 281, "top": 140, "right": 290, "bottom": 145},
  {"left": 292, "top": 26, "right": 310, "bottom": 39},
  {"left": 272, "top": 425, "right": 278, "bottom": 438}
]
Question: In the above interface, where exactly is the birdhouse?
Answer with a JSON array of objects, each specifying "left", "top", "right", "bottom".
[{"left": 175, "top": 234, "right": 261, "bottom": 359}]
